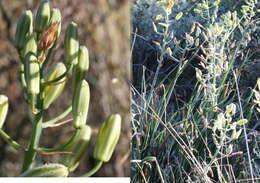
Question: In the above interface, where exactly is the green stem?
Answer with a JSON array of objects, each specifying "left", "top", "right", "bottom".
[
  {"left": 22, "top": 110, "right": 43, "bottom": 171},
  {"left": 81, "top": 160, "right": 103, "bottom": 177},
  {"left": 0, "top": 129, "right": 25, "bottom": 151},
  {"left": 38, "top": 129, "right": 80, "bottom": 152},
  {"left": 42, "top": 105, "right": 72, "bottom": 128}
]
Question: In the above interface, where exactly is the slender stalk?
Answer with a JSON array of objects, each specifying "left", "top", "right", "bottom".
[
  {"left": 22, "top": 110, "right": 43, "bottom": 171},
  {"left": 0, "top": 129, "right": 25, "bottom": 151},
  {"left": 81, "top": 160, "right": 103, "bottom": 177},
  {"left": 42, "top": 105, "right": 72, "bottom": 128},
  {"left": 38, "top": 129, "right": 80, "bottom": 152},
  {"left": 233, "top": 69, "right": 255, "bottom": 183},
  {"left": 43, "top": 64, "right": 73, "bottom": 85},
  {"left": 155, "top": 159, "right": 165, "bottom": 183}
]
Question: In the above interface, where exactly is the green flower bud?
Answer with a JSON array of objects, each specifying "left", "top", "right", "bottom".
[
  {"left": 49, "top": 8, "right": 61, "bottom": 39},
  {"left": 15, "top": 10, "right": 33, "bottom": 50},
  {"left": 65, "top": 22, "right": 79, "bottom": 66},
  {"left": 25, "top": 53, "right": 40, "bottom": 95},
  {"left": 73, "top": 46, "right": 89, "bottom": 89},
  {"left": 93, "top": 114, "right": 121, "bottom": 162},
  {"left": 0, "top": 95, "right": 8, "bottom": 129},
  {"left": 43, "top": 62, "right": 67, "bottom": 109},
  {"left": 64, "top": 125, "right": 92, "bottom": 172},
  {"left": 35, "top": 0, "right": 51, "bottom": 33},
  {"left": 24, "top": 53, "right": 40, "bottom": 113},
  {"left": 19, "top": 163, "right": 69, "bottom": 177},
  {"left": 72, "top": 80, "right": 90, "bottom": 129},
  {"left": 21, "top": 35, "right": 37, "bottom": 61}
]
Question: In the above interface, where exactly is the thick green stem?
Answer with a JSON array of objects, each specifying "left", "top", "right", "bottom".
[
  {"left": 81, "top": 160, "right": 103, "bottom": 177},
  {"left": 22, "top": 110, "right": 43, "bottom": 171},
  {"left": 0, "top": 129, "right": 25, "bottom": 151}
]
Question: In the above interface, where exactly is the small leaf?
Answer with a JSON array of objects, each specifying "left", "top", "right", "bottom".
[
  {"left": 213, "top": 0, "right": 222, "bottom": 7},
  {"left": 237, "top": 119, "right": 248, "bottom": 126},
  {"left": 154, "top": 14, "right": 163, "bottom": 21},
  {"left": 158, "top": 22, "right": 169, "bottom": 28},
  {"left": 142, "top": 156, "right": 156, "bottom": 162},
  {"left": 175, "top": 12, "right": 183, "bottom": 21}
]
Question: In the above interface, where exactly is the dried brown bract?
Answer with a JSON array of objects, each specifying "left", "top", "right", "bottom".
[{"left": 39, "top": 22, "right": 59, "bottom": 51}]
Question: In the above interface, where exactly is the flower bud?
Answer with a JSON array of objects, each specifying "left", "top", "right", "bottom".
[
  {"left": 49, "top": 8, "right": 61, "bottom": 39},
  {"left": 15, "top": 10, "right": 33, "bottom": 50},
  {"left": 0, "top": 95, "right": 8, "bottom": 129},
  {"left": 38, "top": 9, "right": 61, "bottom": 53},
  {"left": 35, "top": 0, "right": 51, "bottom": 33},
  {"left": 19, "top": 163, "right": 69, "bottom": 177},
  {"left": 24, "top": 53, "right": 40, "bottom": 113},
  {"left": 21, "top": 35, "right": 37, "bottom": 61},
  {"left": 73, "top": 46, "right": 89, "bottom": 89},
  {"left": 63, "top": 125, "right": 91, "bottom": 172},
  {"left": 64, "top": 22, "right": 79, "bottom": 66},
  {"left": 93, "top": 114, "right": 121, "bottom": 162},
  {"left": 43, "top": 62, "right": 67, "bottom": 109},
  {"left": 72, "top": 80, "right": 90, "bottom": 129},
  {"left": 25, "top": 53, "right": 40, "bottom": 95}
]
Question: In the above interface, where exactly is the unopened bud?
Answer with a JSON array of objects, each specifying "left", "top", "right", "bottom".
[
  {"left": 72, "top": 80, "right": 90, "bottom": 129},
  {"left": 0, "top": 95, "right": 8, "bottom": 129},
  {"left": 73, "top": 46, "right": 89, "bottom": 89},
  {"left": 21, "top": 35, "right": 37, "bottom": 61},
  {"left": 35, "top": 0, "right": 51, "bottom": 33},
  {"left": 24, "top": 53, "right": 40, "bottom": 113},
  {"left": 19, "top": 163, "right": 69, "bottom": 177},
  {"left": 15, "top": 10, "right": 33, "bottom": 50},
  {"left": 64, "top": 125, "right": 91, "bottom": 171},
  {"left": 93, "top": 114, "right": 121, "bottom": 162},
  {"left": 25, "top": 53, "right": 40, "bottom": 95},
  {"left": 49, "top": 8, "right": 61, "bottom": 38},
  {"left": 43, "top": 62, "right": 67, "bottom": 109},
  {"left": 65, "top": 22, "right": 79, "bottom": 66},
  {"left": 38, "top": 9, "right": 61, "bottom": 53}
]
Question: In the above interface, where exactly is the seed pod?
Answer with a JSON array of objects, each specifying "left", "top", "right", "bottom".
[
  {"left": 73, "top": 46, "right": 89, "bottom": 89},
  {"left": 43, "top": 62, "right": 67, "bottom": 109},
  {"left": 19, "top": 163, "right": 69, "bottom": 177},
  {"left": 72, "top": 80, "right": 90, "bottom": 129},
  {"left": 35, "top": 0, "right": 51, "bottom": 33},
  {"left": 0, "top": 95, "right": 8, "bottom": 129},
  {"left": 64, "top": 125, "right": 91, "bottom": 172},
  {"left": 21, "top": 35, "right": 37, "bottom": 61},
  {"left": 93, "top": 114, "right": 121, "bottom": 162},
  {"left": 64, "top": 22, "right": 79, "bottom": 66},
  {"left": 15, "top": 10, "right": 33, "bottom": 50}
]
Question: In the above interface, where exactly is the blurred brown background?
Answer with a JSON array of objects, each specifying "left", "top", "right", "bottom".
[{"left": 0, "top": 0, "right": 130, "bottom": 177}]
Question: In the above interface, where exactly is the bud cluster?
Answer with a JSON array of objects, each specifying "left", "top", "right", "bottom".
[{"left": 0, "top": 0, "right": 124, "bottom": 177}]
